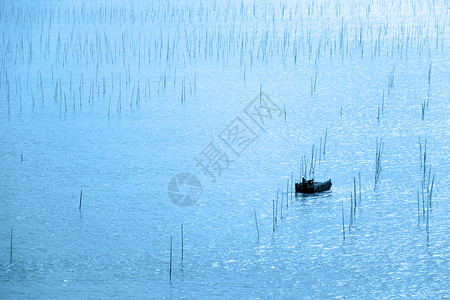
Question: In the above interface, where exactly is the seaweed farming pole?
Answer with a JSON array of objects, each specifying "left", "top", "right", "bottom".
[
  {"left": 426, "top": 205, "right": 430, "bottom": 244},
  {"left": 429, "top": 174, "right": 435, "bottom": 208},
  {"left": 419, "top": 136, "right": 422, "bottom": 169},
  {"left": 259, "top": 83, "right": 262, "bottom": 104},
  {"left": 374, "top": 138, "right": 383, "bottom": 189},
  {"left": 319, "top": 138, "right": 322, "bottom": 162},
  {"left": 280, "top": 192, "right": 283, "bottom": 219},
  {"left": 359, "top": 172, "right": 362, "bottom": 202},
  {"left": 291, "top": 172, "right": 294, "bottom": 203},
  {"left": 79, "top": 190, "right": 83, "bottom": 212},
  {"left": 253, "top": 207, "right": 260, "bottom": 243},
  {"left": 169, "top": 236, "right": 173, "bottom": 281},
  {"left": 417, "top": 190, "right": 420, "bottom": 222},
  {"left": 275, "top": 189, "right": 279, "bottom": 224},
  {"left": 286, "top": 178, "right": 289, "bottom": 209},
  {"left": 354, "top": 177, "right": 357, "bottom": 213},
  {"left": 423, "top": 138, "right": 427, "bottom": 177},
  {"left": 428, "top": 63, "right": 432, "bottom": 86},
  {"left": 272, "top": 199, "right": 275, "bottom": 232},
  {"left": 310, "top": 144, "right": 315, "bottom": 178},
  {"left": 341, "top": 202, "right": 345, "bottom": 241},
  {"left": 181, "top": 224, "right": 184, "bottom": 261},
  {"left": 422, "top": 181, "right": 426, "bottom": 214},
  {"left": 10, "top": 228, "right": 13, "bottom": 263},
  {"left": 349, "top": 192, "right": 354, "bottom": 230}
]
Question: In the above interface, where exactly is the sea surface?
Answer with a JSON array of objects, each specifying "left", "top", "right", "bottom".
[{"left": 1, "top": 0, "right": 449, "bottom": 298}]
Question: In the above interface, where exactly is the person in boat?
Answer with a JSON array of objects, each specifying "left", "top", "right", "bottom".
[{"left": 302, "top": 177, "right": 313, "bottom": 186}]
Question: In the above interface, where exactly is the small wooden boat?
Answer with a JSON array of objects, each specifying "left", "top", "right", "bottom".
[{"left": 295, "top": 178, "right": 332, "bottom": 194}]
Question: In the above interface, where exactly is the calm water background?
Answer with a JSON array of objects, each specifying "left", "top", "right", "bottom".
[{"left": 1, "top": 0, "right": 449, "bottom": 298}]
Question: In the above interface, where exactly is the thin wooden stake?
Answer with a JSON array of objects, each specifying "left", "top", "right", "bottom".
[
  {"left": 359, "top": 172, "right": 362, "bottom": 202},
  {"left": 419, "top": 136, "right": 422, "bottom": 169},
  {"left": 253, "top": 207, "right": 260, "bottom": 242},
  {"left": 341, "top": 202, "right": 345, "bottom": 241},
  {"left": 426, "top": 207, "right": 430, "bottom": 244},
  {"left": 275, "top": 190, "right": 279, "bottom": 224},
  {"left": 417, "top": 190, "right": 420, "bottom": 221},
  {"left": 272, "top": 199, "right": 275, "bottom": 232},
  {"left": 422, "top": 181, "right": 425, "bottom": 214},
  {"left": 349, "top": 192, "right": 353, "bottom": 229},
  {"left": 429, "top": 174, "right": 435, "bottom": 208},
  {"left": 79, "top": 190, "right": 82, "bottom": 212},
  {"left": 291, "top": 172, "right": 293, "bottom": 203},
  {"left": 354, "top": 177, "right": 357, "bottom": 213},
  {"left": 286, "top": 178, "right": 289, "bottom": 209},
  {"left": 10, "top": 228, "right": 13, "bottom": 263},
  {"left": 259, "top": 83, "right": 262, "bottom": 104},
  {"left": 280, "top": 192, "right": 283, "bottom": 219},
  {"left": 169, "top": 236, "right": 173, "bottom": 281},
  {"left": 181, "top": 224, "right": 184, "bottom": 261}
]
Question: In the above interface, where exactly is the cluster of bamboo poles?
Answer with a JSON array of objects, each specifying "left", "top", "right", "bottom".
[
  {"left": 418, "top": 137, "right": 435, "bottom": 243},
  {"left": 341, "top": 173, "right": 362, "bottom": 241},
  {"left": 168, "top": 223, "right": 185, "bottom": 282},
  {"left": 1, "top": 0, "right": 446, "bottom": 117},
  {"left": 272, "top": 173, "right": 295, "bottom": 232},
  {"left": 271, "top": 133, "right": 328, "bottom": 233},
  {"left": 299, "top": 131, "right": 327, "bottom": 181}
]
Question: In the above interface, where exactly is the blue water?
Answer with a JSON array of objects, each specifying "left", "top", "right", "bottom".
[{"left": 1, "top": 0, "right": 449, "bottom": 298}]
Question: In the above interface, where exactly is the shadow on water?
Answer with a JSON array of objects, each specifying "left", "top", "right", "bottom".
[{"left": 294, "top": 190, "right": 333, "bottom": 202}]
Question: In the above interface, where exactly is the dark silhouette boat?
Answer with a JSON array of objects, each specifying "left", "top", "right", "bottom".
[{"left": 295, "top": 178, "right": 332, "bottom": 194}]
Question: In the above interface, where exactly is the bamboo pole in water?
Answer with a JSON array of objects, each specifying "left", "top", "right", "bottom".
[
  {"left": 280, "top": 192, "right": 283, "bottom": 219},
  {"left": 181, "top": 224, "right": 184, "bottom": 261},
  {"left": 349, "top": 192, "right": 353, "bottom": 230},
  {"left": 426, "top": 206, "right": 430, "bottom": 243},
  {"left": 418, "top": 136, "right": 422, "bottom": 169},
  {"left": 286, "top": 178, "right": 289, "bottom": 209},
  {"left": 429, "top": 174, "right": 435, "bottom": 208},
  {"left": 169, "top": 236, "right": 173, "bottom": 281},
  {"left": 275, "top": 189, "right": 279, "bottom": 224},
  {"left": 291, "top": 172, "right": 293, "bottom": 203},
  {"left": 417, "top": 190, "right": 420, "bottom": 222},
  {"left": 259, "top": 83, "right": 262, "bottom": 104},
  {"left": 375, "top": 138, "right": 383, "bottom": 189},
  {"left": 422, "top": 181, "right": 425, "bottom": 215},
  {"left": 10, "top": 228, "right": 13, "bottom": 263},
  {"left": 319, "top": 138, "right": 322, "bottom": 162},
  {"left": 253, "top": 207, "right": 260, "bottom": 242},
  {"left": 359, "top": 172, "right": 362, "bottom": 202},
  {"left": 79, "top": 190, "right": 83, "bottom": 212},
  {"left": 341, "top": 202, "right": 345, "bottom": 241},
  {"left": 272, "top": 199, "right": 275, "bottom": 232},
  {"left": 354, "top": 177, "right": 357, "bottom": 213}
]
